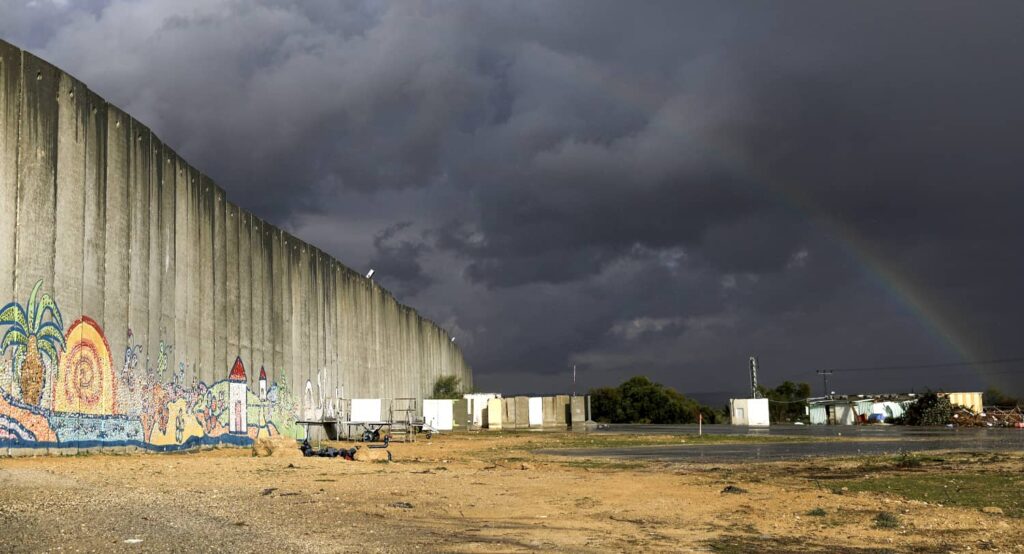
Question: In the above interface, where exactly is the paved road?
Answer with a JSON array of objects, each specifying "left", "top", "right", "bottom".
[
  {"left": 588, "top": 422, "right": 1022, "bottom": 439},
  {"left": 540, "top": 424, "right": 1024, "bottom": 462}
]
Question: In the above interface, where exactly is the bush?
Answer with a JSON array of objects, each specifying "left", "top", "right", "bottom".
[
  {"left": 902, "top": 392, "right": 952, "bottom": 426},
  {"left": 874, "top": 512, "right": 900, "bottom": 529}
]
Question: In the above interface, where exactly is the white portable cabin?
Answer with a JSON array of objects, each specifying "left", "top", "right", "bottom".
[{"left": 729, "top": 398, "right": 770, "bottom": 426}]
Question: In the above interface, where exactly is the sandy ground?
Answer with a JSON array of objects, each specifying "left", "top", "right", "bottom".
[{"left": 0, "top": 433, "right": 1021, "bottom": 553}]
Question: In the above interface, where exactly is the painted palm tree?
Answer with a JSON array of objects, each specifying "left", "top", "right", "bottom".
[{"left": 0, "top": 280, "right": 65, "bottom": 405}]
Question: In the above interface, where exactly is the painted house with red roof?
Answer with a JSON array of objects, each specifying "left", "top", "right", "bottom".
[
  {"left": 228, "top": 357, "right": 248, "bottom": 434},
  {"left": 258, "top": 367, "right": 268, "bottom": 401}
]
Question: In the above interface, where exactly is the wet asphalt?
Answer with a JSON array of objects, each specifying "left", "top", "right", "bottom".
[{"left": 538, "top": 424, "right": 1024, "bottom": 462}]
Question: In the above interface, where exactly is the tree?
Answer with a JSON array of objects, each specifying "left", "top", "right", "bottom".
[
  {"left": 0, "top": 280, "right": 65, "bottom": 405},
  {"left": 756, "top": 381, "right": 812, "bottom": 423},
  {"left": 589, "top": 386, "right": 623, "bottom": 423},
  {"left": 983, "top": 388, "right": 1020, "bottom": 407},
  {"left": 431, "top": 375, "right": 463, "bottom": 399},
  {"left": 589, "top": 376, "right": 720, "bottom": 424}
]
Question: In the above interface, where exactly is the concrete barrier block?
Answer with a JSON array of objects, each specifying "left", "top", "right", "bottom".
[
  {"left": 486, "top": 397, "right": 503, "bottom": 430},
  {"left": 570, "top": 396, "right": 586, "bottom": 427},
  {"left": 542, "top": 396, "right": 557, "bottom": 427},
  {"left": 452, "top": 399, "right": 470, "bottom": 430},
  {"left": 514, "top": 396, "right": 530, "bottom": 429},
  {"left": 502, "top": 397, "right": 516, "bottom": 428},
  {"left": 555, "top": 395, "right": 571, "bottom": 427}
]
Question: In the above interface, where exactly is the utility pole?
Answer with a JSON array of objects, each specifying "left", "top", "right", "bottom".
[
  {"left": 749, "top": 356, "right": 759, "bottom": 398},
  {"left": 816, "top": 370, "right": 834, "bottom": 398}
]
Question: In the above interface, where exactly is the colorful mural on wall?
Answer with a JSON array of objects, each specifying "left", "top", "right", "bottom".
[
  {"left": 0, "top": 281, "right": 302, "bottom": 451},
  {"left": 0, "top": 281, "right": 65, "bottom": 407}
]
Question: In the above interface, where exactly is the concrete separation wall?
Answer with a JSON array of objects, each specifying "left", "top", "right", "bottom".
[{"left": 0, "top": 40, "right": 471, "bottom": 453}]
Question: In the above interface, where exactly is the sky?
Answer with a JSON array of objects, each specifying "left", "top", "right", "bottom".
[{"left": 3, "top": 1, "right": 1023, "bottom": 402}]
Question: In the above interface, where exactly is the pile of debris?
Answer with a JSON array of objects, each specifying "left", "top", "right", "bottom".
[
  {"left": 300, "top": 440, "right": 359, "bottom": 460},
  {"left": 949, "top": 406, "right": 1024, "bottom": 428},
  {"left": 251, "top": 436, "right": 394, "bottom": 461}
]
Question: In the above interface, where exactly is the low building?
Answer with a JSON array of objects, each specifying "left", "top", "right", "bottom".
[
  {"left": 943, "top": 392, "right": 983, "bottom": 414},
  {"left": 807, "top": 391, "right": 984, "bottom": 425},
  {"left": 729, "top": 398, "right": 770, "bottom": 426},
  {"left": 806, "top": 396, "right": 874, "bottom": 425}
]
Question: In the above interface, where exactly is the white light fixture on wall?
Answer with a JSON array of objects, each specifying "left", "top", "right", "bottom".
[{"left": 365, "top": 269, "right": 375, "bottom": 279}]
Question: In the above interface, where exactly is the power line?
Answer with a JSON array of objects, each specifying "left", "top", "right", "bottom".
[
  {"left": 979, "top": 367, "right": 1024, "bottom": 376},
  {"left": 828, "top": 365, "right": 1024, "bottom": 376},
  {"left": 817, "top": 356, "right": 1024, "bottom": 373},
  {"left": 816, "top": 369, "right": 834, "bottom": 396}
]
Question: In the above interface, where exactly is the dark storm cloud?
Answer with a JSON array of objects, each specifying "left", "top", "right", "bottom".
[
  {"left": 366, "top": 222, "right": 434, "bottom": 297},
  {"left": 4, "top": 1, "right": 1023, "bottom": 397}
]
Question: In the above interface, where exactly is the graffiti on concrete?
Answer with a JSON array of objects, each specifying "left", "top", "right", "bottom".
[
  {"left": 227, "top": 357, "right": 247, "bottom": 435},
  {"left": 0, "top": 281, "right": 301, "bottom": 451}
]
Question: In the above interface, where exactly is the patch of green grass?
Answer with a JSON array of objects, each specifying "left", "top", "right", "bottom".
[
  {"left": 560, "top": 459, "right": 646, "bottom": 470},
  {"left": 836, "top": 473, "right": 1024, "bottom": 518},
  {"left": 523, "top": 432, "right": 829, "bottom": 451},
  {"left": 893, "top": 452, "right": 922, "bottom": 468},
  {"left": 852, "top": 453, "right": 950, "bottom": 473},
  {"left": 874, "top": 511, "right": 900, "bottom": 529},
  {"left": 706, "top": 534, "right": 892, "bottom": 554},
  {"left": 807, "top": 507, "right": 827, "bottom": 517}
]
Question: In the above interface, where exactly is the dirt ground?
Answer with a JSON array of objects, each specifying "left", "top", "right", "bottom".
[{"left": 0, "top": 432, "right": 1021, "bottom": 553}]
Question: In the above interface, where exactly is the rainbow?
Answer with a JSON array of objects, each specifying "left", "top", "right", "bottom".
[
  {"left": 531, "top": 66, "right": 1003, "bottom": 390},
  {"left": 740, "top": 156, "right": 1002, "bottom": 390}
]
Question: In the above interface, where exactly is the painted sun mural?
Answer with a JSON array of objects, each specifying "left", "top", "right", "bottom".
[
  {"left": 0, "top": 281, "right": 303, "bottom": 451},
  {"left": 53, "top": 317, "right": 117, "bottom": 415}
]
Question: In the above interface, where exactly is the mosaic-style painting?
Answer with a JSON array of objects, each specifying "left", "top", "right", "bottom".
[{"left": 0, "top": 280, "right": 302, "bottom": 450}]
